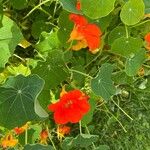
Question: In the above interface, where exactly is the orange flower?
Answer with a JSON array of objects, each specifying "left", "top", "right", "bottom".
[
  {"left": 1, "top": 134, "right": 18, "bottom": 148},
  {"left": 14, "top": 122, "right": 29, "bottom": 135},
  {"left": 144, "top": 32, "right": 150, "bottom": 50},
  {"left": 68, "top": 14, "right": 102, "bottom": 54},
  {"left": 40, "top": 130, "right": 48, "bottom": 144},
  {"left": 48, "top": 89, "right": 90, "bottom": 124},
  {"left": 76, "top": 0, "right": 81, "bottom": 10},
  {"left": 57, "top": 125, "right": 70, "bottom": 140}
]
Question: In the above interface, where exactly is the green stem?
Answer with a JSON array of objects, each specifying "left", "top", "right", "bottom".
[
  {"left": 25, "top": 129, "right": 28, "bottom": 145},
  {"left": 69, "top": 69, "right": 93, "bottom": 79},
  {"left": 85, "top": 125, "right": 96, "bottom": 149},
  {"left": 46, "top": 126, "right": 57, "bottom": 150},
  {"left": 79, "top": 121, "right": 82, "bottom": 135},
  {"left": 112, "top": 98, "right": 133, "bottom": 121},
  {"left": 125, "top": 25, "right": 129, "bottom": 38},
  {"left": 23, "top": 0, "right": 52, "bottom": 19},
  {"left": 130, "top": 20, "right": 150, "bottom": 28}
]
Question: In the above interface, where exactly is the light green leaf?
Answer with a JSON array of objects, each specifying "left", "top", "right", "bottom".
[
  {"left": 111, "top": 37, "right": 143, "bottom": 57},
  {"left": 0, "top": 74, "right": 44, "bottom": 129},
  {"left": 125, "top": 49, "right": 146, "bottom": 76},
  {"left": 0, "top": 16, "right": 23, "bottom": 68},
  {"left": 120, "top": 0, "right": 145, "bottom": 25},
  {"left": 80, "top": 0, "right": 116, "bottom": 19},
  {"left": 91, "top": 63, "right": 116, "bottom": 100},
  {"left": 35, "top": 31, "right": 61, "bottom": 53}
]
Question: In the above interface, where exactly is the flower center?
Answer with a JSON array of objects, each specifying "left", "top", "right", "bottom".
[{"left": 64, "top": 100, "right": 73, "bottom": 108}]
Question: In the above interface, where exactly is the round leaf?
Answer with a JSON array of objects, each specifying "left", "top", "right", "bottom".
[
  {"left": 111, "top": 37, "right": 143, "bottom": 57},
  {"left": 120, "top": 0, "right": 145, "bottom": 25},
  {"left": 80, "top": 0, "right": 116, "bottom": 19},
  {"left": 0, "top": 74, "right": 44, "bottom": 129}
]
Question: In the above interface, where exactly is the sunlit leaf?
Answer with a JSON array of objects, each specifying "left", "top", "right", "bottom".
[
  {"left": 80, "top": 0, "right": 116, "bottom": 19},
  {"left": 120, "top": 0, "right": 145, "bottom": 25}
]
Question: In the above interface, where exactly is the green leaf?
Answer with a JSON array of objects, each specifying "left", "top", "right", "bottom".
[
  {"left": 24, "top": 144, "right": 54, "bottom": 150},
  {"left": 120, "top": 0, "right": 145, "bottom": 25},
  {"left": 144, "top": 0, "right": 150, "bottom": 14},
  {"left": 57, "top": 11, "right": 73, "bottom": 48},
  {"left": 0, "top": 74, "right": 44, "bottom": 129},
  {"left": 61, "top": 134, "right": 99, "bottom": 149},
  {"left": 108, "top": 26, "right": 126, "bottom": 45},
  {"left": 11, "top": 0, "right": 28, "bottom": 10},
  {"left": 80, "top": 0, "right": 116, "bottom": 19},
  {"left": 0, "top": 16, "right": 23, "bottom": 68},
  {"left": 95, "top": 145, "right": 110, "bottom": 150},
  {"left": 91, "top": 63, "right": 116, "bottom": 100},
  {"left": 35, "top": 31, "right": 61, "bottom": 53},
  {"left": 0, "top": 2, "right": 3, "bottom": 28},
  {"left": 59, "top": 0, "right": 81, "bottom": 14},
  {"left": 81, "top": 98, "right": 96, "bottom": 126},
  {"left": 125, "top": 49, "right": 146, "bottom": 76},
  {"left": 31, "top": 20, "right": 52, "bottom": 39},
  {"left": 32, "top": 49, "right": 69, "bottom": 108},
  {"left": 111, "top": 37, "right": 143, "bottom": 57}
]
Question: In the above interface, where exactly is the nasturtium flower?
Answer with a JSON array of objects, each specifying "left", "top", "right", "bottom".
[
  {"left": 14, "top": 122, "right": 29, "bottom": 135},
  {"left": 68, "top": 14, "right": 102, "bottom": 54},
  {"left": 1, "top": 134, "right": 18, "bottom": 148},
  {"left": 57, "top": 125, "right": 70, "bottom": 140},
  {"left": 76, "top": 0, "right": 81, "bottom": 10},
  {"left": 144, "top": 32, "right": 150, "bottom": 50},
  {"left": 48, "top": 89, "right": 90, "bottom": 124},
  {"left": 40, "top": 130, "right": 48, "bottom": 144}
]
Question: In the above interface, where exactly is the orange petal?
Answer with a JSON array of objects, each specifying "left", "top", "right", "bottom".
[
  {"left": 69, "top": 14, "right": 88, "bottom": 26},
  {"left": 72, "top": 39, "right": 88, "bottom": 51}
]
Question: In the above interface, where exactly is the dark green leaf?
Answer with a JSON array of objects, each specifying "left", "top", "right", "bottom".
[
  {"left": 91, "top": 63, "right": 116, "bottom": 100},
  {"left": 0, "top": 74, "right": 44, "bottom": 129},
  {"left": 24, "top": 144, "right": 54, "bottom": 150},
  {"left": 125, "top": 49, "right": 146, "bottom": 76}
]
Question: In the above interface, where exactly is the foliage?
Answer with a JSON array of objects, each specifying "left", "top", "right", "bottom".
[{"left": 0, "top": 0, "right": 150, "bottom": 150}]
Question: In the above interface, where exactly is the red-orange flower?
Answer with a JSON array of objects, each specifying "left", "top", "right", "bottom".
[
  {"left": 39, "top": 130, "right": 48, "bottom": 144},
  {"left": 76, "top": 0, "right": 81, "bottom": 10},
  {"left": 57, "top": 125, "right": 70, "bottom": 140},
  {"left": 144, "top": 32, "right": 150, "bottom": 50},
  {"left": 48, "top": 90, "right": 90, "bottom": 124},
  {"left": 14, "top": 122, "right": 29, "bottom": 135},
  {"left": 68, "top": 14, "right": 102, "bottom": 54}
]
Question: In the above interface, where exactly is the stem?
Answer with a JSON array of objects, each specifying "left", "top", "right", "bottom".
[
  {"left": 69, "top": 69, "right": 93, "bottom": 79},
  {"left": 46, "top": 126, "right": 57, "bottom": 150},
  {"left": 85, "top": 125, "right": 96, "bottom": 149},
  {"left": 25, "top": 128, "right": 28, "bottom": 145},
  {"left": 130, "top": 20, "right": 150, "bottom": 28},
  {"left": 112, "top": 98, "right": 133, "bottom": 121},
  {"left": 125, "top": 25, "right": 129, "bottom": 38},
  {"left": 23, "top": 0, "right": 52, "bottom": 19},
  {"left": 79, "top": 121, "right": 82, "bottom": 134},
  {"left": 13, "top": 54, "right": 25, "bottom": 62}
]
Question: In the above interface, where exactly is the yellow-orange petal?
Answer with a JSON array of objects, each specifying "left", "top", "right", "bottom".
[{"left": 72, "top": 39, "right": 88, "bottom": 51}]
